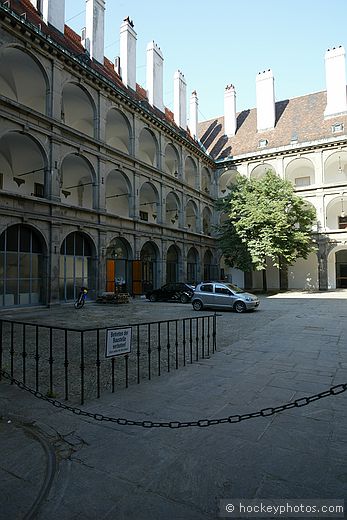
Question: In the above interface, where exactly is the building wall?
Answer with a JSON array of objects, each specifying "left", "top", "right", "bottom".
[
  {"left": 288, "top": 253, "right": 319, "bottom": 290},
  {"left": 218, "top": 141, "right": 347, "bottom": 291},
  {"left": 0, "top": 15, "right": 217, "bottom": 307}
]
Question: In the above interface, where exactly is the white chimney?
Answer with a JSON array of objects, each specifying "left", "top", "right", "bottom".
[
  {"left": 324, "top": 46, "right": 347, "bottom": 117},
  {"left": 120, "top": 17, "right": 137, "bottom": 91},
  {"left": 146, "top": 41, "right": 164, "bottom": 112},
  {"left": 85, "top": 0, "right": 105, "bottom": 63},
  {"left": 224, "top": 84, "right": 237, "bottom": 137},
  {"left": 174, "top": 70, "right": 187, "bottom": 129},
  {"left": 189, "top": 90, "right": 198, "bottom": 139},
  {"left": 256, "top": 69, "right": 275, "bottom": 131},
  {"left": 30, "top": 0, "right": 65, "bottom": 33}
]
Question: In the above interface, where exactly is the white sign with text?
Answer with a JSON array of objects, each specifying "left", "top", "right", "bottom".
[{"left": 105, "top": 327, "right": 132, "bottom": 357}]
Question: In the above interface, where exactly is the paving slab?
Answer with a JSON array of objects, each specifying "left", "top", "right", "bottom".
[{"left": 0, "top": 291, "right": 347, "bottom": 519}]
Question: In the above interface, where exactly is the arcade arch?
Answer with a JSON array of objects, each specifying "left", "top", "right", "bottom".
[
  {"left": 105, "top": 108, "right": 131, "bottom": 154},
  {"left": 140, "top": 241, "right": 159, "bottom": 293},
  {"left": 285, "top": 157, "right": 315, "bottom": 187},
  {"left": 0, "top": 224, "right": 46, "bottom": 306},
  {"left": 166, "top": 244, "right": 181, "bottom": 283},
  {"left": 105, "top": 237, "right": 133, "bottom": 293},
  {"left": 139, "top": 182, "right": 159, "bottom": 223},
  {"left": 0, "top": 131, "right": 47, "bottom": 197},
  {"left": 187, "top": 247, "right": 199, "bottom": 284},
  {"left": 203, "top": 250, "right": 215, "bottom": 280},
  {"left": 0, "top": 46, "right": 48, "bottom": 113},
  {"left": 61, "top": 83, "right": 95, "bottom": 137},
  {"left": 165, "top": 191, "right": 180, "bottom": 228},
  {"left": 326, "top": 196, "right": 347, "bottom": 231},
  {"left": 202, "top": 206, "right": 212, "bottom": 235},
  {"left": 164, "top": 143, "right": 180, "bottom": 176},
  {"left": 138, "top": 128, "right": 158, "bottom": 167},
  {"left": 324, "top": 151, "right": 347, "bottom": 184},
  {"left": 250, "top": 163, "right": 276, "bottom": 180},
  {"left": 201, "top": 167, "right": 212, "bottom": 194},
  {"left": 60, "top": 154, "right": 95, "bottom": 209},
  {"left": 185, "top": 200, "right": 198, "bottom": 232},
  {"left": 219, "top": 168, "right": 239, "bottom": 196},
  {"left": 59, "top": 231, "right": 95, "bottom": 301},
  {"left": 185, "top": 156, "right": 197, "bottom": 187},
  {"left": 105, "top": 169, "right": 131, "bottom": 217}
]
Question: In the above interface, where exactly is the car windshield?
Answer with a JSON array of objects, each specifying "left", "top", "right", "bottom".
[{"left": 224, "top": 283, "right": 245, "bottom": 294}]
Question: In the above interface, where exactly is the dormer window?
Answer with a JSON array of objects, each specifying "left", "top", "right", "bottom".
[
  {"left": 258, "top": 139, "right": 268, "bottom": 148},
  {"left": 332, "top": 122, "right": 344, "bottom": 133},
  {"left": 290, "top": 132, "right": 298, "bottom": 144}
]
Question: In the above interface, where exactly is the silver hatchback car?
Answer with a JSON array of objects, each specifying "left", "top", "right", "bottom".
[{"left": 192, "top": 282, "right": 260, "bottom": 313}]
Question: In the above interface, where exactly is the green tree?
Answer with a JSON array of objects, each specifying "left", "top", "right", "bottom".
[{"left": 216, "top": 171, "right": 317, "bottom": 291}]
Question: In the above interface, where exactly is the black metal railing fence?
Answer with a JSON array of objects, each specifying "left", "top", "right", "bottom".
[{"left": 0, "top": 314, "right": 217, "bottom": 404}]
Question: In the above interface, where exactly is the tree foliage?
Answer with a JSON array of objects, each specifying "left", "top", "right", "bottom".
[{"left": 216, "top": 171, "right": 317, "bottom": 272}]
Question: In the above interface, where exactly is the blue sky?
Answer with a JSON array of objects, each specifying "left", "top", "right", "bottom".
[{"left": 65, "top": 0, "right": 347, "bottom": 122}]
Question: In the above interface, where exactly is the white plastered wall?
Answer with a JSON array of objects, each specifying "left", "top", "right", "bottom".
[{"left": 288, "top": 252, "right": 319, "bottom": 290}]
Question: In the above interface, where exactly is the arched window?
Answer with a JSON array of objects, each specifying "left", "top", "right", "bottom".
[
  {"left": 59, "top": 232, "right": 94, "bottom": 301},
  {"left": 0, "top": 225, "right": 45, "bottom": 306}
]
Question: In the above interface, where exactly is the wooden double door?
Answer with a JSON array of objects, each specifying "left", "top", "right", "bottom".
[{"left": 106, "top": 259, "right": 156, "bottom": 295}]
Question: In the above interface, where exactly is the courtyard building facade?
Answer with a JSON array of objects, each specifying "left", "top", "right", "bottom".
[{"left": 0, "top": 0, "right": 347, "bottom": 308}]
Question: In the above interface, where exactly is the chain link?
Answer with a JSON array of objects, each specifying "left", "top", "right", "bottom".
[{"left": 1, "top": 369, "right": 346, "bottom": 429}]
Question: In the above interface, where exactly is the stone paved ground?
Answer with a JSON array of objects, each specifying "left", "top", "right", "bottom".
[{"left": 0, "top": 292, "right": 347, "bottom": 519}]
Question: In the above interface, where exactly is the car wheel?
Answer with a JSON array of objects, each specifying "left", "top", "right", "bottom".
[
  {"left": 192, "top": 300, "right": 203, "bottom": 311},
  {"left": 149, "top": 294, "right": 157, "bottom": 302},
  {"left": 234, "top": 301, "right": 246, "bottom": 313},
  {"left": 180, "top": 293, "right": 189, "bottom": 304}
]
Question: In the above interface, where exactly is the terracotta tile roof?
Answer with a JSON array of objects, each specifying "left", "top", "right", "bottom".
[
  {"left": 136, "top": 84, "right": 148, "bottom": 101},
  {"left": 165, "top": 108, "right": 175, "bottom": 124},
  {"left": 5, "top": 0, "right": 202, "bottom": 152},
  {"left": 198, "top": 91, "right": 347, "bottom": 160}
]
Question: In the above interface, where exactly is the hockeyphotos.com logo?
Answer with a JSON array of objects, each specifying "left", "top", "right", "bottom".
[{"left": 219, "top": 499, "right": 345, "bottom": 518}]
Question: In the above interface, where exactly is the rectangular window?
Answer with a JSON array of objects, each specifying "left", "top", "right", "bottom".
[
  {"left": 215, "top": 286, "right": 231, "bottom": 295},
  {"left": 332, "top": 123, "right": 344, "bottom": 133},
  {"left": 140, "top": 211, "right": 148, "bottom": 221},
  {"left": 295, "top": 176, "right": 310, "bottom": 187},
  {"left": 338, "top": 216, "right": 347, "bottom": 229},
  {"left": 0, "top": 173, "right": 3, "bottom": 190},
  {"left": 200, "top": 284, "right": 213, "bottom": 293},
  {"left": 33, "top": 183, "right": 44, "bottom": 198}
]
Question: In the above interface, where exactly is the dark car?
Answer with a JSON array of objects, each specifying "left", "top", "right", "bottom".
[{"left": 146, "top": 283, "right": 195, "bottom": 303}]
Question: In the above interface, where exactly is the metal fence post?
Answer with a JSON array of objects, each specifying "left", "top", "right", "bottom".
[
  {"left": 0, "top": 320, "right": 3, "bottom": 381},
  {"left": 80, "top": 331, "right": 85, "bottom": 404}
]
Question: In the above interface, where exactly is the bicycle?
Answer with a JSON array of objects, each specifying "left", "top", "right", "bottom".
[{"left": 74, "top": 287, "right": 88, "bottom": 309}]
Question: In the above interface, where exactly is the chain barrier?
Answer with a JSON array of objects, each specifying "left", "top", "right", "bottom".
[{"left": 1, "top": 369, "right": 346, "bottom": 429}]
